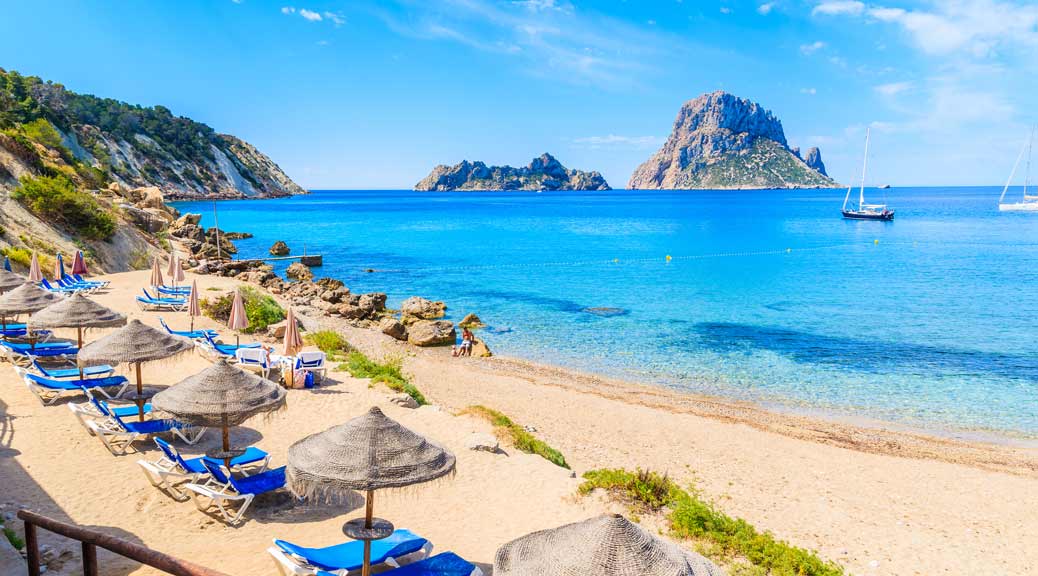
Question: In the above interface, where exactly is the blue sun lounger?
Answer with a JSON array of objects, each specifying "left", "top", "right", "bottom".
[
  {"left": 138, "top": 437, "right": 270, "bottom": 499},
  {"left": 198, "top": 333, "right": 262, "bottom": 359},
  {"left": 156, "top": 285, "right": 192, "bottom": 296},
  {"left": 1, "top": 341, "right": 78, "bottom": 366},
  {"left": 85, "top": 398, "right": 206, "bottom": 455},
  {"left": 32, "top": 359, "right": 114, "bottom": 379},
  {"left": 268, "top": 529, "right": 432, "bottom": 576},
  {"left": 39, "top": 278, "right": 81, "bottom": 294},
  {"left": 375, "top": 552, "right": 481, "bottom": 576},
  {"left": 159, "top": 317, "right": 218, "bottom": 340},
  {"left": 17, "top": 369, "right": 129, "bottom": 405},
  {"left": 184, "top": 459, "right": 287, "bottom": 524}
]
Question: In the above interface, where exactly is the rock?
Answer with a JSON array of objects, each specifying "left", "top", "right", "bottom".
[
  {"left": 285, "top": 262, "right": 312, "bottom": 281},
  {"left": 358, "top": 292, "right": 387, "bottom": 313},
  {"left": 415, "top": 153, "right": 610, "bottom": 191},
  {"left": 267, "top": 317, "right": 303, "bottom": 338},
  {"left": 143, "top": 207, "right": 174, "bottom": 224},
  {"left": 400, "top": 296, "right": 447, "bottom": 320},
  {"left": 170, "top": 223, "right": 205, "bottom": 242},
  {"left": 471, "top": 339, "right": 492, "bottom": 357},
  {"left": 627, "top": 91, "right": 837, "bottom": 190},
  {"left": 315, "top": 277, "right": 345, "bottom": 291},
  {"left": 464, "top": 432, "right": 499, "bottom": 452},
  {"left": 172, "top": 213, "right": 202, "bottom": 228},
  {"left": 389, "top": 394, "right": 419, "bottom": 409},
  {"left": 582, "top": 307, "right": 628, "bottom": 317},
  {"left": 458, "top": 313, "right": 484, "bottom": 328},
  {"left": 133, "top": 186, "right": 166, "bottom": 209},
  {"left": 223, "top": 231, "right": 253, "bottom": 240},
  {"left": 804, "top": 146, "right": 828, "bottom": 176},
  {"left": 320, "top": 288, "right": 348, "bottom": 304},
  {"left": 0, "top": 535, "right": 22, "bottom": 576},
  {"left": 336, "top": 292, "right": 386, "bottom": 321},
  {"left": 407, "top": 320, "right": 456, "bottom": 347},
  {"left": 269, "top": 240, "right": 290, "bottom": 256},
  {"left": 119, "top": 204, "right": 166, "bottom": 233},
  {"left": 380, "top": 318, "right": 408, "bottom": 341}
]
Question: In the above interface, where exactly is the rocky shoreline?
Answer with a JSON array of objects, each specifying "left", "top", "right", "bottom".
[{"left": 169, "top": 212, "right": 491, "bottom": 354}]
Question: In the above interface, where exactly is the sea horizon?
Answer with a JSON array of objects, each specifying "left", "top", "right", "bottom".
[{"left": 174, "top": 186, "right": 1038, "bottom": 441}]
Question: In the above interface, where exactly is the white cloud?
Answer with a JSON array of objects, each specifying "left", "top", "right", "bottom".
[
  {"left": 874, "top": 81, "right": 912, "bottom": 96},
  {"left": 323, "top": 11, "right": 345, "bottom": 26},
  {"left": 299, "top": 8, "right": 322, "bottom": 21},
  {"left": 720, "top": 7, "right": 732, "bottom": 14},
  {"left": 812, "top": 1, "right": 864, "bottom": 16},
  {"left": 828, "top": 55, "right": 847, "bottom": 67},
  {"left": 800, "top": 40, "right": 826, "bottom": 55},
  {"left": 282, "top": 6, "right": 344, "bottom": 26},
  {"left": 281, "top": 6, "right": 295, "bottom": 14},
  {"left": 758, "top": 2, "right": 776, "bottom": 15},
  {"left": 571, "top": 135, "right": 663, "bottom": 149},
  {"left": 801, "top": 87, "right": 817, "bottom": 94}
]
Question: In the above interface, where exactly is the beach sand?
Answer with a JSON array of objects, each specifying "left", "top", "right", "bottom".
[{"left": 2, "top": 269, "right": 1037, "bottom": 576}]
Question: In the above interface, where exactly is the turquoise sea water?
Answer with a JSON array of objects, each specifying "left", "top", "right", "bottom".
[{"left": 173, "top": 188, "right": 1038, "bottom": 438}]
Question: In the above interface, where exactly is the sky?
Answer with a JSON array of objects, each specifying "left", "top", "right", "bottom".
[{"left": 2, "top": 0, "right": 1037, "bottom": 189}]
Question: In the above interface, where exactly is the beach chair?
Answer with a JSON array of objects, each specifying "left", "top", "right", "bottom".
[
  {"left": 236, "top": 347, "right": 273, "bottom": 378},
  {"left": 156, "top": 285, "right": 192, "bottom": 297},
  {"left": 137, "top": 289, "right": 187, "bottom": 311},
  {"left": 67, "top": 398, "right": 153, "bottom": 435},
  {"left": 295, "top": 351, "right": 327, "bottom": 383},
  {"left": 158, "top": 317, "right": 218, "bottom": 340},
  {"left": 16, "top": 368, "right": 129, "bottom": 405},
  {"left": 268, "top": 530, "right": 432, "bottom": 576},
  {"left": 64, "top": 273, "right": 106, "bottom": 289},
  {"left": 56, "top": 276, "right": 99, "bottom": 293},
  {"left": 197, "top": 333, "right": 262, "bottom": 359},
  {"left": 83, "top": 398, "right": 206, "bottom": 455},
  {"left": 183, "top": 459, "right": 287, "bottom": 524},
  {"left": 1, "top": 341, "right": 77, "bottom": 367},
  {"left": 39, "top": 278, "right": 81, "bottom": 294},
  {"left": 138, "top": 437, "right": 270, "bottom": 499},
  {"left": 386, "top": 553, "right": 482, "bottom": 576},
  {"left": 31, "top": 359, "right": 114, "bottom": 379}
]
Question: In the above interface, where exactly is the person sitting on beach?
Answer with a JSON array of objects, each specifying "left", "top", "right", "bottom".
[{"left": 461, "top": 328, "right": 474, "bottom": 357}]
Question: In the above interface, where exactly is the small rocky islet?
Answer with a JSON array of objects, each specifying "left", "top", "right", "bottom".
[{"left": 414, "top": 153, "right": 610, "bottom": 191}]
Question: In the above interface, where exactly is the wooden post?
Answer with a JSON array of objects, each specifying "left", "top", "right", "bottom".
[
  {"left": 82, "top": 541, "right": 98, "bottom": 576},
  {"left": 135, "top": 362, "right": 145, "bottom": 421},
  {"left": 25, "top": 520, "right": 40, "bottom": 576},
  {"left": 221, "top": 416, "right": 231, "bottom": 469},
  {"left": 361, "top": 490, "right": 375, "bottom": 576}
]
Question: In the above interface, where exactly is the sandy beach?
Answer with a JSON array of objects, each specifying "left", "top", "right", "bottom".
[{"left": 3, "top": 269, "right": 1037, "bottom": 576}]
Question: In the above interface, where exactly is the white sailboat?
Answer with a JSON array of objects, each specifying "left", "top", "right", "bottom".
[
  {"left": 999, "top": 126, "right": 1038, "bottom": 212},
  {"left": 842, "top": 127, "right": 894, "bottom": 221}
]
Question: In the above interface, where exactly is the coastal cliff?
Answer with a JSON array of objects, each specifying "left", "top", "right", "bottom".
[
  {"left": 628, "top": 91, "right": 836, "bottom": 189},
  {"left": 415, "top": 153, "right": 610, "bottom": 191},
  {"left": 0, "top": 68, "right": 305, "bottom": 200}
]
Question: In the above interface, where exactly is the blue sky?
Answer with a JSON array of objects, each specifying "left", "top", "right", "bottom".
[{"left": 2, "top": 0, "right": 1036, "bottom": 188}]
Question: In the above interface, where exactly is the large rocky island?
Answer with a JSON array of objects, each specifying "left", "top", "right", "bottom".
[
  {"left": 415, "top": 153, "right": 610, "bottom": 191},
  {"left": 628, "top": 91, "right": 836, "bottom": 189}
]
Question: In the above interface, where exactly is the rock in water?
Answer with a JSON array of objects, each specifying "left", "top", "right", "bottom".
[
  {"left": 270, "top": 241, "right": 290, "bottom": 256},
  {"left": 627, "top": 91, "right": 838, "bottom": 189},
  {"left": 286, "top": 262, "right": 312, "bottom": 280},
  {"left": 804, "top": 147, "right": 828, "bottom": 176},
  {"left": 458, "top": 313, "right": 484, "bottom": 328},
  {"left": 415, "top": 153, "right": 610, "bottom": 191}
]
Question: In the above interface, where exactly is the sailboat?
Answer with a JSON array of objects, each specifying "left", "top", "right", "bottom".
[
  {"left": 842, "top": 127, "right": 894, "bottom": 221},
  {"left": 998, "top": 126, "right": 1038, "bottom": 212}
]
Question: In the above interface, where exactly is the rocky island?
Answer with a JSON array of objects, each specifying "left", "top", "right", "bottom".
[
  {"left": 415, "top": 153, "right": 610, "bottom": 191},
  {"left": 628, "top": 91, "right": 837, "bottom": 189}
]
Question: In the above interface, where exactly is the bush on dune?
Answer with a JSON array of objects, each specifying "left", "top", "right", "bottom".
[
  {"left": 12, "top": 174, "right": 115, "bottom": 241},
  {"left": 463, "top": 405, "right": 569, "bottom": 469},
  {"left": 340, "top": 351, "right": 427, "bottom": 406},
  {"left": 201, "top": 286, "right": 285, "bottom": 333}
]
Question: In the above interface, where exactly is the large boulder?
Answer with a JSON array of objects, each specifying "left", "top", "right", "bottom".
[
  {"left": 173, "top": 213, "right": 202, "bottom": 228},
  {"left": 316, "top": 277, "right": 345, "bottom": 291},
  {"left": 270, "top": 240, "right": 290, "bottom": 256},
  {"left": 170, "top": 223, "right": 206, "bottom": 242},
  {"left": 471, "top": 339, "right": 493, "bottom": 358},
  {"left": 286, "top": 262, "right": 313, "bottom": 281},
  {"left": 407, "top": 320, "right": 456, "bottom": 347},
  {"left": 459, "top": 313, "right": 484, "bottom": 328},
  {"left": 132, "top": 186, "right": 166, "bottom": 209},
  {"left": 336, "top": 292, "right": 387, "bottom": 321},
  {"left": 400, "top": 296, "right": 447, "bottom": 320},
  {"left": 120, "top": 204, "right": 166, "bottom": 233},
  {"left": 380, "top": 318, "right": 408, "bottom": 341}
]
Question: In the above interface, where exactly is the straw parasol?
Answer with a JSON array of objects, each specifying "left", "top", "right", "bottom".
[
  {"left": 228, "top": 289, "right": 248, "bottom": 347},
  {"left": 0, "top": 282, "right": 63, "bottom": 333},
  {"left": 78, "top": 319, "right": 194, "bottom": 420},
  {"left": 494, "top": 514, "right": 723, "bottom": 576},
  {"left": 28, "top": 251, "right": 43, "bottom": 283},
  {"left": 287, "top": 406, "right": 456, "bottom": 576},
  {"left": 150, "top": 257, "right": 164, "bottom": 288},
  {"left": 0, "top": 268, "right": 25, "bottom": 294},
  {"left": 29, "top": 293, "right": 126, "bottom": 379},
  {"left": 71, "top": 251, "right": 88, "bottom": 275},
  {"left": 188, "top": 280, "right": 201, "bottom": 331},
  {"left": 152, "top": 359, "right": 285, "bottom": 466}
]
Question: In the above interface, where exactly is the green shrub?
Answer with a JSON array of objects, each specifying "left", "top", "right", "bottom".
[
  {"left": 0, "top": 517, "right": 23, "bottom": 550},
  {"left": 12, "top": 175, "right": 116, "bottom": 240},
  {"left": 464, "top": 405, "right": 569, "bottom": 468},
  {"left": 306, "top": 330, "right": 351, "bottom": 355},
  {"left": 578, "top": 468, "right": 844, "bottom": 576},
  {"left": 21, "top": 118, "right": 64, "bottom": 148},
  {"left": 341, "top": 351, "right": 427, "bottom": 406},
  {"left": 0, "top": 246, "right": 31, "bottom": 268},
  {"left": 201, "top": 286, "right": 285, "bottom": 333}
]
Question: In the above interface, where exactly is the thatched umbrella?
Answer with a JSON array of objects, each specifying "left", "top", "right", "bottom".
[
  {"left": 228, "top": 288, "right": 248, "bottom": 347},
  {"left": 494, "top": 514, "right": 723, "bottom": 576},
  {"left": 287, "top": 407, "right": 456, "bottom": 576},
  {"left": 28, "top": 251, "right": 43, "bottom": 283},
  {"left": 29, "top": 294, "right": 126, "bottom": 379},
  {"left": 0, "top": 268, "right": 25, "bottom": 294},
  {"left": 152, "top": 359, "right": 285, "bottom": 466},
  {"left": 0, "top": 282, "right": 63, "bottom": 335},
  {"left": 78, "top": 319, "right": 194, "bottom": 420}
]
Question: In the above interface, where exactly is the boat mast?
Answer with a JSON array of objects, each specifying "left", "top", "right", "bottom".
[
  {"left": 843, "top": 186, "right": 852, "bottom": 211},
  {"left": 859, "top": 127, "right": 870, "bottom": 209},
  {"left": 1024, "top": 125, "right": 1035, "bottom": 198},
  {"left": 1000, "top": 135, "right": 1029, "bottom": 204}
]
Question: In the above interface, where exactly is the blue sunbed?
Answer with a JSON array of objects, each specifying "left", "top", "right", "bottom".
[
  {"left": 274, "top": 529, "right": 431, "bottom": 574},
  {"left": 159, "top": 317, "right": 218, "bottom": 340},
  {"left": 20, "top": 371, "right": 128, "bottom": 405},
  {"left": 33, "top": 360, "right": 114, "bottom": 379}
]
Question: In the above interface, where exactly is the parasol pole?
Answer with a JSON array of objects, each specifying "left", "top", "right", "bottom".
[
  {"left": 135, "top": 362, "right": 146, "bottom": 421},
  {"left": 222, "top": 413, "right": 232, "bottom": 468},
  {"left": 362, "top": 490, "right": 375, "bottom": 576},
  {"left": 77, "top": 327, "right": 85, "bottom": 381}
]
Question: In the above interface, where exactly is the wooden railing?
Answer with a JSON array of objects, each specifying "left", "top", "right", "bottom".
[{"left": 17, "top": 510, "right": 230, "bottom": 576}]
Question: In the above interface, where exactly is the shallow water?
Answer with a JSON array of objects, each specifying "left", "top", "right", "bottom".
[{"left": 173, "top": 188, "right": 1038, "bottom": 437}]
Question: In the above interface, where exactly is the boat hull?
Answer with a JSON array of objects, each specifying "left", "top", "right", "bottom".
[
  {"left": 842, "top": 210, "right": 894, "bottom": 221},
  {"left": 999, "top": 202, "right": 1038, "bottom": 212}
]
